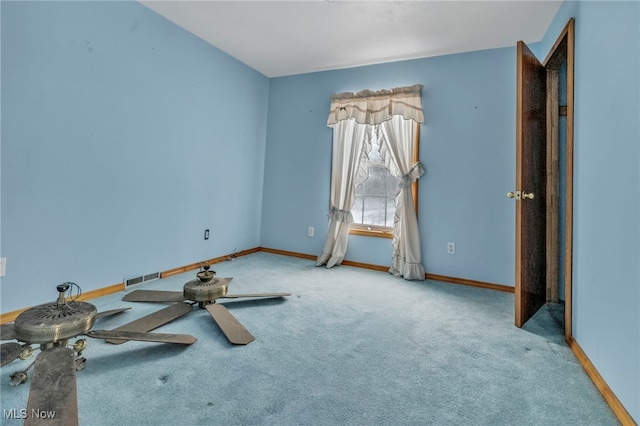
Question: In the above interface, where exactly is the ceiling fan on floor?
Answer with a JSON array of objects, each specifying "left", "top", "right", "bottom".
[
  {"left": 110, "top": 264, "right": 291, "bottom": 345},
  {"left": 0, "top": 282, "right": 197, "bottom": 426}
]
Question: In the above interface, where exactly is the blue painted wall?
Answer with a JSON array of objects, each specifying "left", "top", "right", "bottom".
[
  {"left": 535, "top": 1, "right": 639, "bottom": 421},
  {"left": 0, "top": 1, "right": 269, "bottom": 312},
  {"left": 262, "top": 48, "right": 516, "bottom": 286}
]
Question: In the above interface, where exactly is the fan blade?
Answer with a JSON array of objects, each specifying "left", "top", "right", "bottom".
[
  {"left": 95, "top": 307, "right": 131, "bottom": 319},
  {"left": 123, "top": 289, "right": 186, "bottom": 303},
  {"left": 1, "top": 342, "right": 23, "bottom": 367},
  {"left": 86, "top": 330, "right": 196, "bottom": 345},
  {"left": 205, "top": 304, "right": 254, "bottom": 345},
  {"left": 25, "top": 347, "right": 78, "bottom": 426},
  {"left": 222, "top": 292, "right": 291, "bottom": 299},
  {"left": 1, "top": 323, "right": 15, "bottom": 340},
  {"left": 105, "top": 302, "right": 193, "bottom": 344}
]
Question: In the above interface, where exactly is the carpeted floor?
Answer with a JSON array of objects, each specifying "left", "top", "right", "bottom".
[{"left": 0, "top": 252, "right": 617, "bottom": 425}]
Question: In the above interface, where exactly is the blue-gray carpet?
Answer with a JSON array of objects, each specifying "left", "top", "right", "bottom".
[{"left": 0, "top": 252, "right": 617, "bottom": 425}]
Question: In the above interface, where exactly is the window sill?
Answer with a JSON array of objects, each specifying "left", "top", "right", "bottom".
[{"left": 349, "top": 227, "right": 393, "bottom": 239}]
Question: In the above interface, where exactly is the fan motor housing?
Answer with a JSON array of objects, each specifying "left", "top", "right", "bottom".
[
  {"left": 183, "top": 277, "right": 229, "bottom": 302},
  {"left": 13, "top": 301, "right": 97, "bottom": 344}
]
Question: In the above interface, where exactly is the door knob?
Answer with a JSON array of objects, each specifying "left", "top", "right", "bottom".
[
  {"left": 507, "top": 191, "right": 534, "bottom": 200},
  {"left": 507, "top": 191, "right": 521, "bottom": 200}
]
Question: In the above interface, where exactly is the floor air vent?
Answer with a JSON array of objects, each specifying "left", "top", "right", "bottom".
[{"left": 125, "top": 272, "right": 160, "bottom": 287}]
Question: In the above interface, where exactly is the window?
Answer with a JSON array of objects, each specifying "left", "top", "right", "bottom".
[
  {"left": 352, "top": 164, "right": 400, "bottom": 228},
  {"left": 350, "top": 128, "right": 399, "bottom": 237},
  {"left": 349, "top": 126, "right": 419, "bottom": 239}
]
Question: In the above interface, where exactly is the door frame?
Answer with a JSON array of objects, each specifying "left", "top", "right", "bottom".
[{"left": 542, "top": 18, "right": 575, "bottom": 340}]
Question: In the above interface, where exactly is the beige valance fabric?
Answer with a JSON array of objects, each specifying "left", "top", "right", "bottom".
[{"left": 327, "top": 84, "right": 424, "bottom": 126}]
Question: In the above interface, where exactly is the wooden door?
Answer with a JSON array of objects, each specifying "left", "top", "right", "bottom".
[{"left": 514, "top": 41, "right": 547, "bottom": 327}]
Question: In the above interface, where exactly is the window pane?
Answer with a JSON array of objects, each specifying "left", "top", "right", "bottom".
[
  {"left": 385, "top": 198, "right": 396, "bottom": 227},
  {"left": 362, "top": 195, "right": 385, "bottom": 225},
  {"left": 353, "top": 165, "right": 399, "bottom": 228},
  {"left": 352, "top": 195, "right": 364, "bottom": 223}
]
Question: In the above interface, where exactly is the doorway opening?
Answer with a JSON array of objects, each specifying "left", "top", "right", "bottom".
[{"left": 542, "top": 18, "right": 574, "bottom": 340}]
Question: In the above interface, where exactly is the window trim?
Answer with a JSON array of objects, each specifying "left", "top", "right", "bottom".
[
  {"left": 349, "top": 224, "right": 394, "bottom": 239},
  {"left": 348, "top": 125, "right": 420, "bottom": 239}
]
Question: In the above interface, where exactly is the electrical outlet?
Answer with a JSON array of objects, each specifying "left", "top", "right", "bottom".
[
  {"left": 204, "top": 229, "right": 210, "bottom": 240},
  {"left": 447, "top": 242, "right": 456, "bottom": 255},
  {"left": 0, "top": 258, "right": 6, "bottom": 277},
  {"left": 308, "top": 226, "right": 315, "bottom": 237}
]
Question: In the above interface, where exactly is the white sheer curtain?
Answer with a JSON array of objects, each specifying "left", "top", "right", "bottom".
[
  {"left": 316, "top": 119, "right": 369, "bottom": 268},
  {"left": 318, "top": 84, "right": 426, "bottom": 280},
  {"left": 379, "top": 115, "right": 426, "bottom": 280}
]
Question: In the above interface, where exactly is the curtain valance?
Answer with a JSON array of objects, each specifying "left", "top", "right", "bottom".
[{"left": 327, "top": 84, "right": 424, "bottom": 126}]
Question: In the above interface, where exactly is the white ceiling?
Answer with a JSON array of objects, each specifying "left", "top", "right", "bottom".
[{"left": 140, "top": 1, "right": 562, "bottom": 77}]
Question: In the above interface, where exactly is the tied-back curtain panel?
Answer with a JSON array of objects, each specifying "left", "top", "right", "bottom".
[
  {"left": 379, "top": 116, "right": 426, "bottom": 280},
  {"left": 318, "top": 85, "right": 426, "bottom": 280},
  {"left": 316, "top": 119, "right": 369, "bottom": 268}
]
